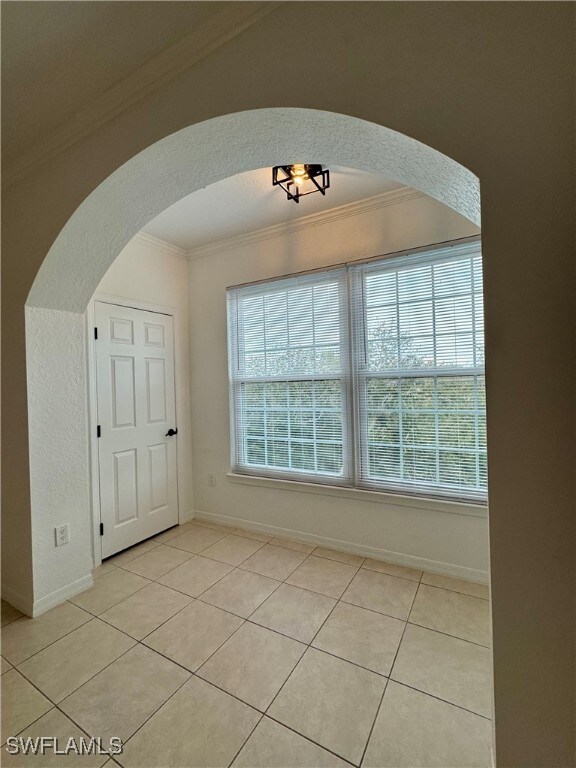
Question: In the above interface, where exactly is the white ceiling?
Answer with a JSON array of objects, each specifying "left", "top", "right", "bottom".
[{"left": 142, "top": 166, "right": 404, "bottom": 252}]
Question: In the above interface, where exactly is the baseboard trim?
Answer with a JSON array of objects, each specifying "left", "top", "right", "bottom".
[
  {"left": 179, "top": 510, "right": 196, "bottom": 524},
  {"left": 193, "top": 509, "right": 489, "bottom": 585},
  {"left": 32, "top": 574, "right": 94, "bottom": 617},
  {"left": 1, "top": 583, "right": 34, "bottom": 617}
]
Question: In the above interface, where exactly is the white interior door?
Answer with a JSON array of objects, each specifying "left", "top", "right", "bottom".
[{"left": 95, "top": 301, "right": 179, "bottom": 558}]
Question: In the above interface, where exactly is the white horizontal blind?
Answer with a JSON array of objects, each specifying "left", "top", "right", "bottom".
[
  {"left": 227, "top": 269, "right": 352, "bottom": 484},
  {"left": 350, "top": 242, "right": 486, "bottom": 502}
]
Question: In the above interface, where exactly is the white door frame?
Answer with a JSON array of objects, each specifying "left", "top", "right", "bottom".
[{"left": 86, "top": 292, "right": 181, "bottom": 568}]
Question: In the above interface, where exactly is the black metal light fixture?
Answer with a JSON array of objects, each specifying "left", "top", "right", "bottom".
[{"left": 272, "top": 164, "right": 330, "bottom": 204}]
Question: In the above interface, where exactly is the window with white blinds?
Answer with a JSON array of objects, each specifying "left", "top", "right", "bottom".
[
  {"left": 227, "top": 240, "right": 486, "bottom": 503},
  {"left": 227, "top": 269, "right": 352, "bottom": 485},
  {"left": 350, "top": 243, "right": 486, "bottom": 502}
]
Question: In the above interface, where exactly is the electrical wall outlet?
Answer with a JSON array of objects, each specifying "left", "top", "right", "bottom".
[
  {"left": 55, "top": 524, "right": 70, "bottom": 547},
  {"left": 208, "top": 473, "right": 217, "bottom": 487}
]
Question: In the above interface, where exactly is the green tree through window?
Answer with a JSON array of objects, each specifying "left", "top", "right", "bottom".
[{"left": 227, "top": 240, "right": 485, "bottom": 502}]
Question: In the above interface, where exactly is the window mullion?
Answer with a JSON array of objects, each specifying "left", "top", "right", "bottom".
[
  {"left": 345, "top": 269, "right": 357, "bottom": 487},
  {"left": 395, "top": 271, "right": 404, "bottom": 481},
  {"left": 227, "top": 243, "right": 485, "bottom": 502}
]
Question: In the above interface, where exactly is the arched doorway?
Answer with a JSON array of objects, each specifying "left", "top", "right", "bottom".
[{"left": 24, "top": 107, "right": 480, "bottom": 614}]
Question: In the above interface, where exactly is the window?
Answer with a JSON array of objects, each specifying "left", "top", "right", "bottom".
[
  {"left": 228, "top": 240, "right": 486, "bottom": 503},
  {"left": 227, "top": 270, "right": 352, "bottom": 485},
  {"left": 350, "top": 244, "right": 486, "bottom": 501}
]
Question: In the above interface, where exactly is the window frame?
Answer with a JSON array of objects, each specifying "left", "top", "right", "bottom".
[
  {"left": 227, "top": 267, "right": 354, "bottom": 487},
  {"left": 227, "top": 237, "right": 486, "bottom": 505},
  {"left": 350, "top": 242, "right": 486, "bottom": 503}
]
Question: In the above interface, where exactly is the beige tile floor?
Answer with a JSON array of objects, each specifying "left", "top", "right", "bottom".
[{"left": 1, "top": 519, "right": 493, "bottom": 767}]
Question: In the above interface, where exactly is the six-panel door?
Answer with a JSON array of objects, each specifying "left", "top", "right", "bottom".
[{"left": 95, "top": 301, "right": 178, "bottom": 558}]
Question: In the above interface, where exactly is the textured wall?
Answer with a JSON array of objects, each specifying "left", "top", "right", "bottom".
[
  {"left": 3, "top": 4, "right": 574, "bottom": 764},
  {"left": 26, "top": 307, "right": 93, "bottom": 606},
  {"left": 27, "top": 109, "right": 479, "bottom": 312}
]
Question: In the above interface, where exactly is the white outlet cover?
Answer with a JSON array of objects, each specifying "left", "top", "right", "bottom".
[{"left": 55, "top": 524, "right": 70, "bottom": 546}]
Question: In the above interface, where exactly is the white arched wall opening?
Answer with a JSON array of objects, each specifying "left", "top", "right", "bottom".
[{"left": 25, "top": 108, "right": 481, "bottom": 615}]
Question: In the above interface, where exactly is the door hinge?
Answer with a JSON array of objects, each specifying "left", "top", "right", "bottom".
[
  {"left": 99, "top": 523, "right": 104, "bottom": 536},
  {"left": 94, "top": 327, "right": 98, "bottom": 340},
  {"left": 97, "top": 425, "right": 101, "bottom": 438}
]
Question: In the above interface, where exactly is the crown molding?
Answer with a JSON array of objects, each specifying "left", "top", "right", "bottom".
[
  {"left": 132, "top": 232, "right": 188, "bottom": 262},
  {"left": 187, "top": 186, "right": 424, "bottom": 260},
  {"left": 3, "top": 2, "right": 281, "bottom": 189}
]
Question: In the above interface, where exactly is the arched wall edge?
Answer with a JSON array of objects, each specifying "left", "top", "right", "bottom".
[
  {"left": 23, "top": 108, "right": 481, "bottom": 614},
  {"left": 27, "top": 108, "right": 480, "bottom": 311}
]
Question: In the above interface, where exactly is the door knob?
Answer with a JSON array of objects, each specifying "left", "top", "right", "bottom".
[{"left": 165, "top": 428, "right": 178, "bottom": 437}]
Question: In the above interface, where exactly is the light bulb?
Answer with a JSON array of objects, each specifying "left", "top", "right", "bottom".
[{"left": 291, "top": 164, "right": 307, "bottom": 179}]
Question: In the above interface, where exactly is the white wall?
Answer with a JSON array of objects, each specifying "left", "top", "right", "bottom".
[
  {"left": 96, "top": 234, "right": 194, "bottom": 524},
  {"left": 22, "top": 233, "right": 194, "bottom": 615},
  {"left": 189, "top": 191, "right": 488, "bottom": 580},
  {"left": 25, "top": 306, "right": 93, "bottom": 614}
]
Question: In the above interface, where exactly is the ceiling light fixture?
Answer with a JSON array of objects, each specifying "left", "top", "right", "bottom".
[{"left": 272, "top": 164, "right": 330, "bottom": 204}]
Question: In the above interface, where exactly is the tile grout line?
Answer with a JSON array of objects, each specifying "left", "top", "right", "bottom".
[
  {"left": 297, "top": 643, "right": 388, "bottom": 680},
  {"left": 98, "top": 538, "right": 488, "bottom": 703},
  {"left": 385, "top": 678, "right": 493, "bottom": 721},
  {"left": 97, "top": 590, "right": 195, "bottom": 643},
  {"left": 0, "top": 669, "right": 56, "bottom": 747},
  {"left": 106, "top": 530, "right": 479, "bottom": 621},
  {"left": 152, "top": 546, "right": 286, "bottom": 612},
  {"left": 131, "top": 562, "right": 250, "bottom": 646},
  {"left": 0, "top": 616, "right": 24, "bottom": 629},
  {"left": 222, "top": 523, "right": 487, "bottom": 597},
  {"left": 142, "top": 596, "right": 391, "bottom": 684},
  {"left": 2, "top": 609, "right": 95, "bottom": 668},
  {"left": 407, "top": 579, "right": 490, "bottom": 646},
  {"left": 174, "top": 667, "right": 357, "bottom": 767},
  {"left": 120, "top": 526, "right": 492, "bottom": 734},
  {"left": 19, "top": 604, "right": 135, "bottom": 660},
  {"left": 70, "top": 575, "right": 153, "bottom": 618},
  {"left": 15, "top": 541, "right": 487, "bottom": 669},
  {"left": 405, "top": 618, "right": 491, "bottom": 648},
  {"left": 225, "top": 712, "right": 265, "bottom": 768},
  {"left": 262, "top": 638, "right": 361, "bottom": 767},
  {"left": 214, "top": 553, "right": 365, "bottom": 735},
  {"left": 5, "top": 651, "right": 137, "bottom": 762},
  {"left": 385, "top": 578, "right": 422, "bottom": 687},
  {"left": 358, "top": 679, "right": 390, "bottom": 768},
  {"left": 38, "top": 545, "right": 220, "bottom": 757},
  {"left": 358, "top": 570, "right": 423, "bottom": 767},
  {"left": 189, "top": 551, "right": 321, "bottom": 681},
  {"left": 118, "top": 547, "right": 196, "bottom": 580},
  {"left": 16, "top": 625, "right": 138, "bottom": 707},
  {"left": 4, "top": 523, "right": 492, "bottom": 763},
  {"left": 306, "top": 562, "right": 363, "bottom": 648},
  {"left": 14, "top": 602, "right": 490, "bottom": 760},
  {"left": 124, "top": 614, "right": 390, "bottom": 768},
  {"left": 238, "top": 545, "right": 313, "bottom": 581},
  {"left": 263, "top": 712, "right": 358, "bottom": 767},
  {"left": 198, "top": 532, "right": 269, "bottom": 561},
  {"left": 417, "top": 581, "right": 490, "bottom": 602},
  {"left": 105, "top": 539, "right": 162, "bottom": 567},
  {"left": 95, "top": 670, "right": 194, "bottom": 767},
  {"left": 2, "top": 690, "right": 112, "bottom": 763}
]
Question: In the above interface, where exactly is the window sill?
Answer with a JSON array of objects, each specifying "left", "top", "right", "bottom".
[{"left": 226, "top": 472, "right": 488, "bottom": 518}]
